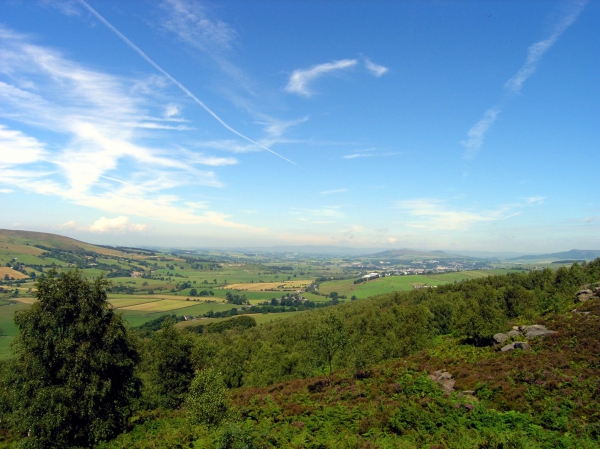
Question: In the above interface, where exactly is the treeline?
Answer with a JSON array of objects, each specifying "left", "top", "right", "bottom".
[{"left": 183, "top": 260, "right": 600, "bottom": 389}]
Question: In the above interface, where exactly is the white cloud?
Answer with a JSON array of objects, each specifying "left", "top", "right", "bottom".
[
  {"left": 460, "top": 1, "right": 587, "bottom": 158},
  {"left": 78, "top": 1, "right": 296, "bottom": 166},
  {"left": 160, "top": 0, "right": 237, "bottom": 53},
  {"left": 460, "top": 107, "right": 501, "bottom": 158},
  {"left": 0, "top": 27, "right": 262, "bottom": 232},
  {"left": 387, "top": 237, "right": 397, "bottom": 243},
  {"left": 0, "top": 188, "right": 13, "bottom": 194},
  {"left": 0, "top": 125, "right": 46, "bottom": 167},
  {"left": 320, "top": 188, "right": 348, "bottom": 195},
  {"left": 88, "top": 216, "right": 147, "bottom": 233},
  {"left": 364, "top": 58, "right": 388, "bottom": 77},
  {"left": 395, "top": 198, "right": 509, "bottom": 231},
  {"left": 504, "top": 1, "right": 587, "bottom": 94},
  {"left": 285, "top": 59, "right": 357, "bottom": 97},
  {"left": 342, "top": 149, "right": 402, "bottom": 159},
  {"left": 524, "top": 196, "right": 546, "bottom": 204}
]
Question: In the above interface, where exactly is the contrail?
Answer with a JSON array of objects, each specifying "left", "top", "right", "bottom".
[{"left": 77, "top": 0, "right": 296, "bottom": 166}]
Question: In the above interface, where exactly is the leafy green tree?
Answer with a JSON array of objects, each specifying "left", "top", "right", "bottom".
[
  {"left": 9, "top": 269, "right": 140, "bottom": 448},
  {"left": 311, "top": 313, "right": 348, "bottom": 382},
  {"left": 451, "top": 289, "right": 506, "bottom": 344},
  {"left": 146, "top": 318, "right": 194, "bottom": 409},
  {"left": 185, "top": 368, "right": 228, "bottom": 426}
]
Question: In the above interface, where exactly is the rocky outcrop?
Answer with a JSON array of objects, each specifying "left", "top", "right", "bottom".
[
  {"left": 522, "top": 324, "right": 557, "bottom": 339},
  {"left": 501, "top": 341, "right": 531, "bottom": 353},
  {"left": 575, "top": 287, "right": 600, "bottom": 303},
  {"left": 494, "top": 324, "right": 557, "bottom": 352},
  {"left": 428, "top": 370, "right": 455, "bottom": 394}
]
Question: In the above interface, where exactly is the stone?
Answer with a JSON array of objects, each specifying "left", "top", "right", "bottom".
[
  {"left": 576, "top": 294, "right": 593, "bottom": 303},
  {"left": 493, "top": 333, "right": 509, "bottom": 344},
  {"left": 429, "top": 370, "right": 455, "bottom": 394},
  {"left": 514, "top": 341, "right": 531, "bottom": 351},
  {"left": 576, "top": 289, "right": 594, "bottom": 296},
  {"left": 507, "top": 330, "right": 521, "bottom": 338},
  {"left": 524, "top": 324, "right": 547, "bottom": 331},
  {"left": 524, "top": 327, "right": 557, "bottom": 338},
  {"left": 525, "top": 329, "right": 556, "bottom": 339},
  {"left": 501, "top": 343, "right": 515, "bottom": 352}
]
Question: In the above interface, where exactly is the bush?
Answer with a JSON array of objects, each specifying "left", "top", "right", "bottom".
[{"left": 185, "top": 368, "right": 229, "bottom": 426}]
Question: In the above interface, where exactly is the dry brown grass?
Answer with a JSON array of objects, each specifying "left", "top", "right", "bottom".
[
  {"left": 0, "top": 267, "right": 29, "bottom": 280},
  {"left": 225, "top": 280, "right": 312, "bottom": 291}
]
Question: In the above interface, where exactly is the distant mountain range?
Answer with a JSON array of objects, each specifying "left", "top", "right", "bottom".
[
  {"left": 368, "top": 249, "right": 453, "bottom": 258},
  {"left": 509, "top": 249, "right": 600, "bottom": 261}
]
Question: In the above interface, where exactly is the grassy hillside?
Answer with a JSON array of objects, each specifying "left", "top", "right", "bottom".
[{"left": 2, "top": 259, "right": 600, "bottom": 447}]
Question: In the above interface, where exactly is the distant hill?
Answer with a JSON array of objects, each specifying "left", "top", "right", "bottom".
[
  {"left": 0, "top": 229, "right": 132, "bottom": 257},
  {"left": 509, "top": 249, "right": 600, "bottom": 262},
  {"left": 226, "top": 245, "right": 388, "bottom": 256},
  {"left": 369, "top": 248, "right": 454, "bottom": 258}
]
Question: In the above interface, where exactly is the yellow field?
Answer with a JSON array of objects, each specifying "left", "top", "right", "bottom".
[
  {"left": 109, "top": 298, "right": 162, "bottom": 308},
  {"left": 225, "top": 280, "right": 312, "bottom": 291},
  {"left": 108, "top": 294, "right": 210, "bottom": 301},
  {"left": 0, "top": 267, "right": 29, "bottom": 280},
  {"left": 13, "top": 297, "right": 36, "bottom": 304},
  {"left": 119, "top": 299, "right": 196, "bottom": 312}
]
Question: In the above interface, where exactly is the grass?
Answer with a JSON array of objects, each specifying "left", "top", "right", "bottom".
[
  {"left": 119, "top": 299, "right": 201, "bottom": 313},
  {"left": 0, "top": 301, "right": 29, "bottom": 359},
  {"left": 109, "top": 298, "right": 162, "bottom": 308},
  {"left": 225, "top": 280, "right": 312, "bottom": 292},
  {"left": 318, "top": 270, "right": 512, "bottom": 299},
  {"left": 0, "top": 268, "right": 29, "bottom": 280}
]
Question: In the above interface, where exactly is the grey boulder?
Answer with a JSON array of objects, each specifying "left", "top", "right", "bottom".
[{"left": 493, "top": 333, "right": 509, "bottom": 344}]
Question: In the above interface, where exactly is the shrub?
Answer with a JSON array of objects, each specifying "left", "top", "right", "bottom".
[{"left": 186, "top": 368, "right": 229, "bottom": 426}]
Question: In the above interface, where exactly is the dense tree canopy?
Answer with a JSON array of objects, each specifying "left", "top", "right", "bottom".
[{"left": 8, "top": 270, "right": 140, "bottom": 448}]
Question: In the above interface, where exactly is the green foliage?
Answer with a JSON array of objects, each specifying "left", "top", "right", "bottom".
[
  {"left": 451, "top": 287, "right": 507, "bottom": 344},
  {"left": 146, "top": 319, "right": 195, "bottom": 409},
  {"left": 134, "top": 314, "right": 185, "bottom": 337},
  {"left": 185, "top": 368, "right": 228, "bottom": 426},
  {"left": 8, "top": 269, "right": 140, "bottom": 448},
  {"left": 311, "top": 313, "right": 348, "bottom": 381},
  {"left": 185, "top": 315, "right": 257, "bottom": 335}
]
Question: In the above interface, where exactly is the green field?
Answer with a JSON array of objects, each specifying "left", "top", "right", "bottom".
[
  {"left": 318, "top": 269, "right": 512, "bottom": 299},
  {"left": 0, "top": 301, "right": 30, "bottom": 359}
]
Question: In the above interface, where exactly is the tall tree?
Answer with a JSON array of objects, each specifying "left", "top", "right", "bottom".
[
  {"left": 146, "top": 318, "right": 195, "bottom": 409},
  {"left": 311, "top": 313, "right": 348, "bottom": 382},
  {"left": 9, "top": 269, "right": 140, "bottom": 448}
]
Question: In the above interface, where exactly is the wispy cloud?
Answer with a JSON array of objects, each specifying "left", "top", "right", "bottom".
[
  {"left": 364, "top": 58, "right": 388, "bottom": 77},
  {"left": 320, "top": 188, "right": 348, "bottom": 195},
  {"left": 0, "top": 26, "right": 262, "bottom": 231},
  {"left": 461, "top": 1, "right": 586, "bottom": 158},
  {"left": 285, "top": 59, "right": 357, "bottom": 97},
  {"left": 460, "top": 107, "right": 501, "bottom": 158},
  {"left": 160, "top": 0, "right": 237, "bottom": 53},
  {"left": 523, "top": 196, "right": 546, "bottom": 204},
  {"left": 78, "top": 0, "right": 296, "bottom": 166},
  {"left": 395, "top": 198, "right": 510, "bottom": 231},
  {"left": 342, "top": 149, "right": 402, "bottom": 159},
  {"left": 504, "top": 1, "right": 587, "bottom": 94}
]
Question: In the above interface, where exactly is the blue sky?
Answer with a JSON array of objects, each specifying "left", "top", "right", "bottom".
[{"left": 0, "top": 0, "right": 598, "bottom": 252}]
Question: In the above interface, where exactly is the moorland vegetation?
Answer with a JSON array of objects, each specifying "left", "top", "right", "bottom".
[{"left": 0, "top": 254, "right": 600, "bottom": 447}]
